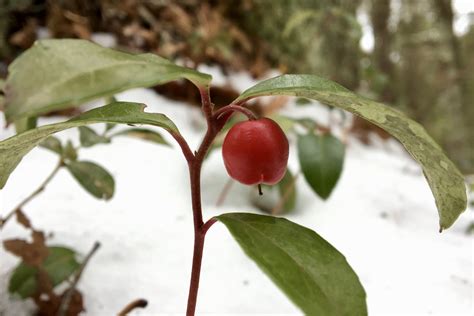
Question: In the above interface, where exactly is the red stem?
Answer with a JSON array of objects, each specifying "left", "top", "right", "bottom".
[
  {"left": 172, "top": 88, "right": 252, "bottom": 315},
  {"left": 213, "top": 104, "right": 257, "bottom": 120},
  {"left": 171, "top": 132, "right": 195, "bottom": 163},
  {"left": 184, "top": 87, "right": 223, "bottom": 316}
]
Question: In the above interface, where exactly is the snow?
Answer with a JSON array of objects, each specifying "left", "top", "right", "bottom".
[{"left": 0, "top": 68, "right": 473, "bottom": 315}]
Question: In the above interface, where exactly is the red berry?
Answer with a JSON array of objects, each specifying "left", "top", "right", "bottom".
[{"left": 222, "top": 118, "right": 289, "bottom": 185}]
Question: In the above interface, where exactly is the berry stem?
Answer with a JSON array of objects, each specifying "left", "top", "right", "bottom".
[{"left": 213, "top": 104, "right": 257, "bottom": 121}]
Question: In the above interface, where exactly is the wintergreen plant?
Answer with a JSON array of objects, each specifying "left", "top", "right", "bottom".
[{"left": 0, "top": 39, "right": 467, "bottom": 315}]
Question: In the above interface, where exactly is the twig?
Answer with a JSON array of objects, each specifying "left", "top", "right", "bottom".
[
  {"left": 0, "top": 159, "right": 63, "bottom": 229},
  {"left": 117, "top": 298, "right": 148, "bottom": 316},
  {"left": 57, "top": 241, "right": 101, "bottom": 316},
  {"left": 215, "top": 178, "right": 234, "bottom": 206}
]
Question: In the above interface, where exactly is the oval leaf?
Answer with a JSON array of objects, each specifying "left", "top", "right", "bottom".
[
  {"left": 235, "top": 74, "right": 467, "bottom": 230},
  {"left": 9, "top": 246, "right": 80, "bottom": 298},
  {"left": 66, "top": 161, "right": 114, "bottom": 200},
  {"left": 217, "top": 213, "right": 367, "bottom": 315},
  {"left": 0, "top": 102, "right": 178, "bottom": 189},
  {"left": 79, "top": 126, "right": 110, "bottom": 147},
  {"left": 298, "top": 133, "right": 345, "bottom": 199},
  {"left": 4, "top": 39, "right": 212, "bottom": 121}
]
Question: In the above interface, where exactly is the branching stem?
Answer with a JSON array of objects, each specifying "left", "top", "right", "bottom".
[
  {"left": 169, "top": 87, "right": 252, "bottom": 315},
  {"left": 0, "top": 158, "right": 63, "bottom": 229}
]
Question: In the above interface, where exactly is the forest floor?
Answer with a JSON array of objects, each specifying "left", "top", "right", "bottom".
[{"left": 0, "top": 66, "right": 472, "bottom": 315}]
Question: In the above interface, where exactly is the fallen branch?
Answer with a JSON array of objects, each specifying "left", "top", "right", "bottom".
[{"left": 117, "top": 299, "right": 148, "bottom": 316}]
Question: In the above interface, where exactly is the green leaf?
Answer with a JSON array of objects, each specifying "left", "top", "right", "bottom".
[
  {"left": 0, "top": 102, "right": 178, "bottom": 189},
  {"left": 66, "top": 160, "right": 114, "bottom": 200},
  {"left": 4, "top": 39, "right": 212, "bottom": 121},
  {"left": 277, "top": 169, "right": 297, "bottom": 212},
  {"left": 298, "top": 133, "right": 345, "bottom": 200},
  {"left": 78, "top": 126, "right": 110, "bottom": 147},
  {"left": 39, "top": 136, "right": 62, "bottom": 155},
  {"left": 14, "top": 117, "right": 37, "bottom": 133},
  {"left": 217, "top": 213, "right": 367, "bottom": 316},
  {"left": 63, "top": 140, "right": 78, "bottom": 161},
  {"left": 8, "top": 246, "right": 80, "bottom": 298},
  {"left": 235, "top": 74, "right": 467, "bottom": 230},
  {"left": 296, "top": 117, "right": 318, "bottom": 130},
  {"left": 105, "top": 123, "right": 116, "bottom": 132},
  {"left": 111, "top": 128, "right": 170, "bottom": 146}
]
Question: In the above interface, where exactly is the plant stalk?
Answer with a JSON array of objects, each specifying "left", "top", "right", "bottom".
[
  {"left": 173, "top": 91, "right": 254, "bottom": 315},
  {"left": 186, "top": 126, "right": 218, "bottom": 315},
  {"left": 0, "top": 158, "right": 63, "bottom": 228}
]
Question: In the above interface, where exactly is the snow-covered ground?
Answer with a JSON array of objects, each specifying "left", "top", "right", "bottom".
[{"left": 0, "top": 69, "right": 472, "bottom": 315}]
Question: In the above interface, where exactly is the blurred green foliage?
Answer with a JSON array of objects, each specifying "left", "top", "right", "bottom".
[{"left": 235, "top": 0, "right": 473, "bottom": 173}]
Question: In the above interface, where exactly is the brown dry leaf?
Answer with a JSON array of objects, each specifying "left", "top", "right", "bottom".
[
  {"left": 16, "top": 209, "right": 31, "bottom": 228},
  {"left": 34, "top": 268, "right": 60, "bottom": 316},
  {"left": 3, "top": 231, "right": 48, "bottom": 266},
  {"left": 34, "top": 265, "right": 84, "bottom": 315},
  {"left": 162, "top": 4, "right": 193, "bottom": 35}
]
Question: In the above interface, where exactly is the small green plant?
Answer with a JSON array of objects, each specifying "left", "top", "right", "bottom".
[{"left": 0, "top": 39, "right": 468, "bottom": 315}]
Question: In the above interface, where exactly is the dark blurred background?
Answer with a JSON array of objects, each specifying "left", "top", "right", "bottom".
[{"left": 1, "top": 0, "right": 472, "bottom": 173}]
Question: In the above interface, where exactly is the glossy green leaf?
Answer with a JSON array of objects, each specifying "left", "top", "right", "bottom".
[
  {"left": 4, "top": 39, "right": 212, "bottom": 121},
  {"left": 277, "top": 169, "right": 297, "bottom": 212},
  {"left": 79, "top": 126, "right": 110, "bottom": 147},
  {"left": 0, "top": 102, "right": 178, "bottom": 189},
  {"left": 66, "top": 160, "right": 114, "bottom": 200},
  {"left": 298, "top": 133, "right": 345, "bottom": 199},
  {"left": 39, "top": 136, "right": 62, "bottom": 155},
  {"left": 63, "top": 140, "right": 78, "bottom": 161},
  {"left": 8, "top": 246, "right": 80, "bottom": 298},
  {"left": 217, "top": 213, "right": 367, "bottom": 315},
  {"left": 111, "top": 128, "right": 170, "bottom": 146},
  {"left": 235, "top": 74, "right": 467, "bottom": 230}
]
